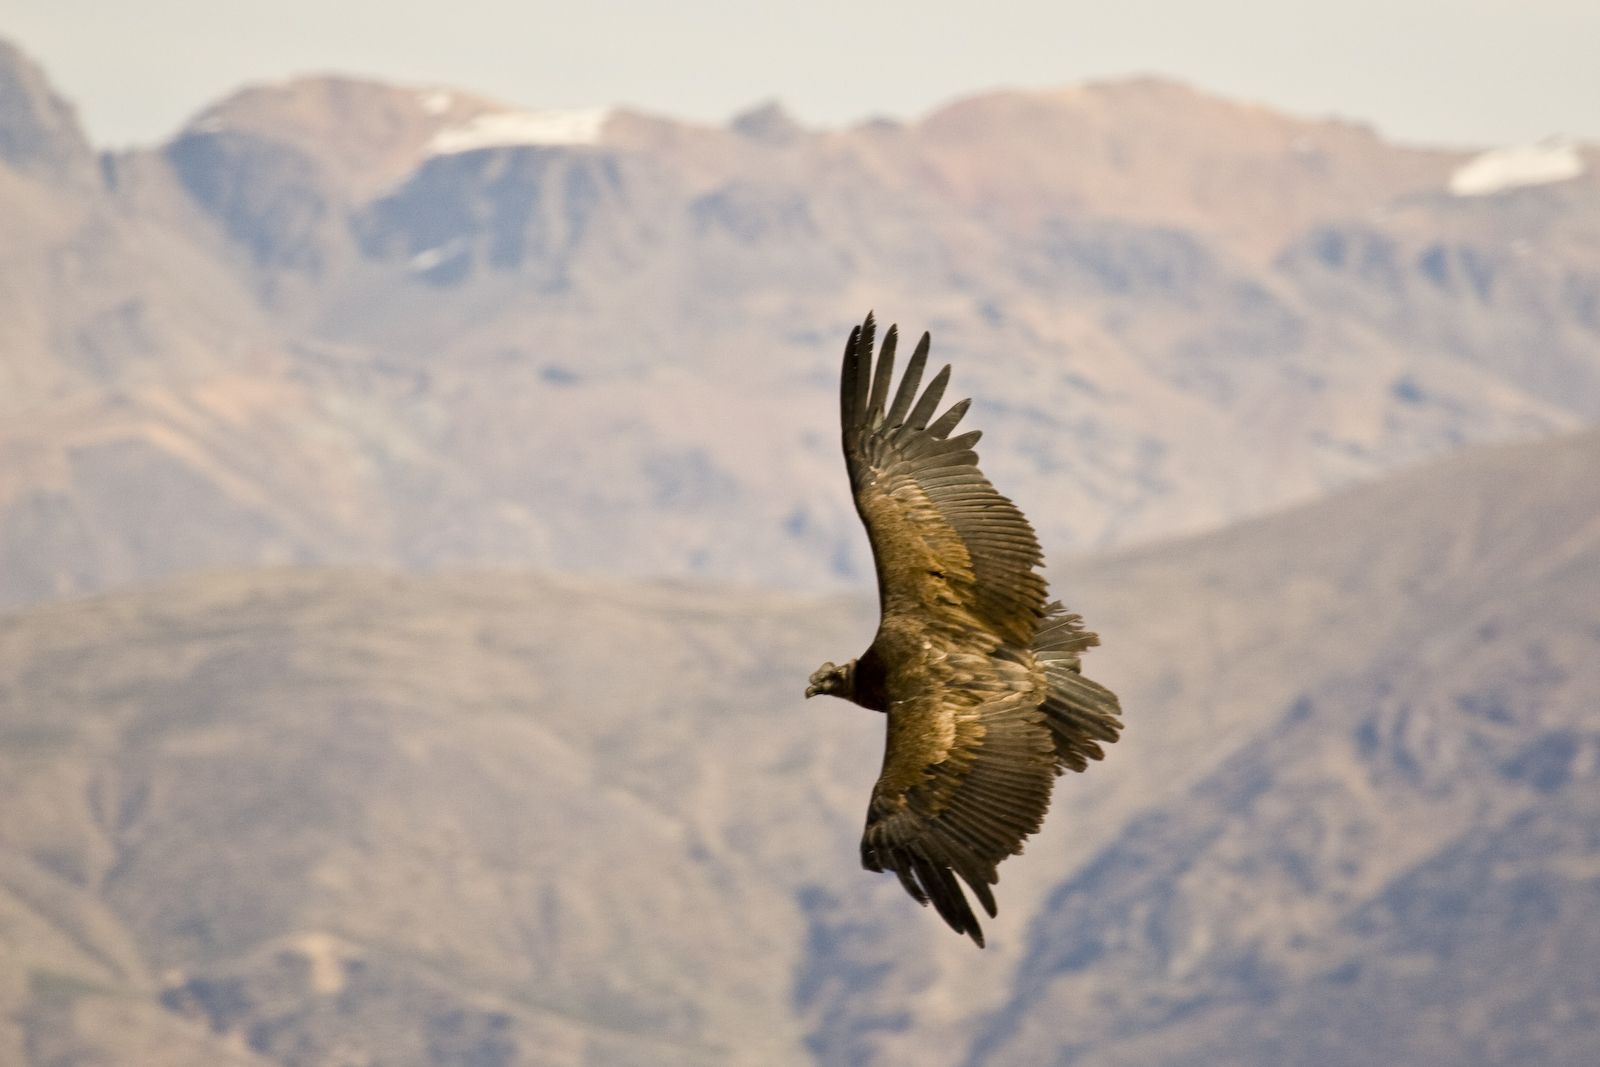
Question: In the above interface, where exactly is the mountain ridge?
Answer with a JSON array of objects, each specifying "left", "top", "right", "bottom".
[{"left": 5, "top": 37, "right": 1599, "bottom": 611}]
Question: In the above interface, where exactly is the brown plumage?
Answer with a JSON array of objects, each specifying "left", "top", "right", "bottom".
[{"left": 805, "top": 313, "right": 1122, "bottom": 947}]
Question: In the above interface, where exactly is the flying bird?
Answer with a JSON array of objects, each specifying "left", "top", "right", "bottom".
[{"left": 806, "top": 313, "right": 1122, "bottom": 947}]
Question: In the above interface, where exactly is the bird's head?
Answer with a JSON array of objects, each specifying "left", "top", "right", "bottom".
[{"left": 805, "top": 660, "right": 852, "bottom": 700}]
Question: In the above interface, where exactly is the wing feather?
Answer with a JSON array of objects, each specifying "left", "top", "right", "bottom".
[
  {"left": 904, "top": 364, "right": 952, "bottom": 430},
  {"left": 885, "top": 332, "right": 931, "bottom": 427},
  {"left": 924, "top": 398, "right": 971, "bottom": 439},
  {"left": 866, "top": 324, "right": 898, "bottom": 420},
  {"left": 1033, "top": 603, "right": 1124, "bottom": 773}
]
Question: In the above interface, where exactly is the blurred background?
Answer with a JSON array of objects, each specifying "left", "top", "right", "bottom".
[{"left": 2, "top": 3, "right": 1599, "bottom": 1064}]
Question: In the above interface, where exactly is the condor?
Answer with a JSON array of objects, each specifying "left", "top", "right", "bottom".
[{"left": 806, "top": 314, "right": 1123, "bottom": 946}]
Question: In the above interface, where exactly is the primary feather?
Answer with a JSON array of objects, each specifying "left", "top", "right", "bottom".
[{"left": 807, "top": 313, "right": 1123, "bottom": 947}]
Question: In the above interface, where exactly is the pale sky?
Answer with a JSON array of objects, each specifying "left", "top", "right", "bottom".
[{"left": 8, "top": 0, "right": 1600, "bottom": 150}]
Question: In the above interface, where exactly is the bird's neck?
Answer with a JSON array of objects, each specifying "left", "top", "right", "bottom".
[{"left": 846, "top": 652, "right": 889, "bottom": 712}]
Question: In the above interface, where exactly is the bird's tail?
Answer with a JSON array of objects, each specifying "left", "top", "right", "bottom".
[{"left": 1033, "top": 603, "right": 1122, "bottom": 773}]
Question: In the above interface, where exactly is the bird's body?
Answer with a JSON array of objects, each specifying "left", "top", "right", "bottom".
[{"left": 807, "top": 313, "right": 1122, "bottom": 946}]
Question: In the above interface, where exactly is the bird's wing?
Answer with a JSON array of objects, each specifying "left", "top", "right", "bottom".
[
  {"left": 860, "top": 631, "right": 1058, "bottom": 947},
  {"left": 840, "top": 314, "right": 1048, "bottom": 647}
]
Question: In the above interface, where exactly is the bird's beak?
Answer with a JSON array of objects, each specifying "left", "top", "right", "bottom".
[{"left": 804, "top": 684, "right": 819, "bottom": 699}]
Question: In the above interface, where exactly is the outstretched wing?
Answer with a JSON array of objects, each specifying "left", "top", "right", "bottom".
[
  {"left": 840, "top": 314, "right": 1048, "bottom": 647},
  {"left": 860, "top": 635, "right": 1058, "bottom": 947}
]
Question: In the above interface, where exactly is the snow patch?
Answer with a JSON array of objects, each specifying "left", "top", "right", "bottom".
[
  {"left": 409, "top": 240, "right": 466, "bottom": 272},
  {"left": 427, "top": 107, "right": 612, "bottom": 154},
  {"left": 418, "top": 89, "right": 454, "bottom": 116},
  {"left": 1449, "top": 139, "right": 1585, "bottom": 196}
]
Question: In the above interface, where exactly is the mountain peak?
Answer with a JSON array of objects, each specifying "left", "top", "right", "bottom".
[
  {"left": 174, "top": 74, "right": 512, "bottom": 196},
  {"left": 0, "top": 37, "right": 96, "bottom": 184},
  {"left": 730, "top": 100, "right": 804, "bottom": 144}
]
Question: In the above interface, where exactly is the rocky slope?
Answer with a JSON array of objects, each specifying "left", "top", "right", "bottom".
[{"left": 3, "top": 428, "right": 1598, "bottom": 1066}]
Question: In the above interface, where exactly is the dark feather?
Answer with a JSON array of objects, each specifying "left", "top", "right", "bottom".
[
  {"left": 885, "top": 332, "right": 931, "bottom": 427},
  {"left": 867, "top": 325, "right": 898, "bottom": 421},
  {"left": 906, "top": 365, "right": 951, "bottom": 429}
]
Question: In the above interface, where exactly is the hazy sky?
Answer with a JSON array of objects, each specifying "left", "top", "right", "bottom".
[{"left": 8, "top": 1, "right": 1600, "bottom": 149}]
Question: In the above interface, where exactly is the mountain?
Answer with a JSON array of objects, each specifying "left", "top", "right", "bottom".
[
  {"left": 961, "top": 428, "right": 1600, "bottom": 1067},
  {"left": 3, "top": 39, "right": 1600, "bottom": 610},
  {"left": 4, "top": 426, "right": 1598, "bottom": 1066},
  {"left": 0, "top": 38, "right": 97, "bottom": 185}
]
